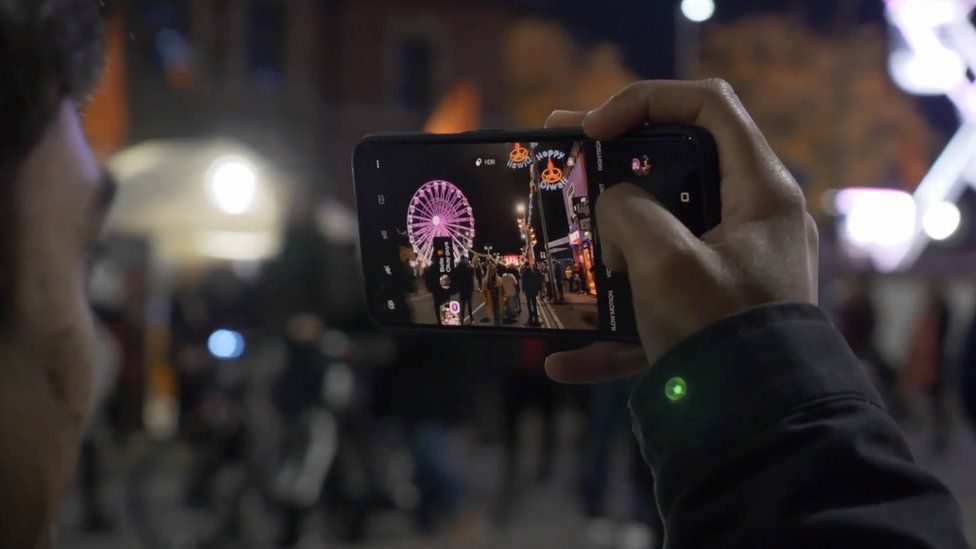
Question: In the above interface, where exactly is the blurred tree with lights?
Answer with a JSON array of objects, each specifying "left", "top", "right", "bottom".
[{"left": 698, "top": 15, "right": 937, "bottom": 216}]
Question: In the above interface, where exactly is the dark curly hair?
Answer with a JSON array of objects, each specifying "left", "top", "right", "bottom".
[{"left": 0, "top": 0, "right": 105, "bottom": 320}]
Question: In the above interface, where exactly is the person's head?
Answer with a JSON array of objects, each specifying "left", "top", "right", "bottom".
[{"left": 0, "top": 0, "right": 108, "bottom": 544}]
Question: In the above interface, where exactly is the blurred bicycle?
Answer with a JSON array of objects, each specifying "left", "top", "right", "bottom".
[{"left": 125, "top": 325, "right": 388, "bottom": 548}]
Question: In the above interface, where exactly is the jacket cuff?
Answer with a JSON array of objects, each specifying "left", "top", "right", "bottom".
[{"left": 628, "top": 302, "right": 883, "bottom": 506}]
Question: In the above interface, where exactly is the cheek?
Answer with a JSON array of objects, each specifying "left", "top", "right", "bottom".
[
  {"left": 14, "top": 221, "right": 97, "bottom": 429},
  {"left": 43, "top": 313, "right": 96, "bottom": 425}
]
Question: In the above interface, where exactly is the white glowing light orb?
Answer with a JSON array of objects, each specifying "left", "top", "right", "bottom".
[
  {"left": 922, "top": 201, "right": 961, "bottom": 241},
  {"left": 888, "top": 47, "right": 966, "bottom": 96},
  {"left": 836, "top": 188, "right": 916, "bottom": 247},
  {"left": 206, "top": 156, "right": 257, "bottom": 214},
  {"left": 432, "top": 215, "right": 442, "bottom": 226},
  {"left": 208, "top": 329, "right": 245, "bottom": 359},
  {"left": 681, "top": 0, "right": 715, "bottom": 23}
]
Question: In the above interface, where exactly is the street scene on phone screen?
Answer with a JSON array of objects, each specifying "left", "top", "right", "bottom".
[{"left": 388, "top": 141, "right": 600, "bottom": 330}]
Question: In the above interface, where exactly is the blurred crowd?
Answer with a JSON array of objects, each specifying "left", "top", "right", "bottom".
[
  {"left": 838, "top": 278, "right": 976, "bottom": 458},
  {"left": 74, "top": 204, "right": 664, "bottom": 548},
  {"left": 64, "top": 188, "right": 976, "bottom": 549}
]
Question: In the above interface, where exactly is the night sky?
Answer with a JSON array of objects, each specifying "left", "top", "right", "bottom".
[{"left": 366, "top": 141, "right": 576, "bottom": 258}]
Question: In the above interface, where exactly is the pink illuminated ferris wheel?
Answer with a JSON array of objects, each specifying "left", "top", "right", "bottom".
[{"left": 407, "top": 180, "right": 475, "bottom": 265}]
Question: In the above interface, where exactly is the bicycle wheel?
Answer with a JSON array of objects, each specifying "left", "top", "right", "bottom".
[{"left": 126, "top": 435, "right": 278, "bottom": 548}]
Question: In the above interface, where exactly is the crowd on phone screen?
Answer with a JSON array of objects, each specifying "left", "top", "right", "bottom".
[{"left": 419, "top": 253, "right": 574, "bottom": 328}]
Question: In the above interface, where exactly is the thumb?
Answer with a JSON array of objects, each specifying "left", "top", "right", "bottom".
[{"left": 596, "top": 183, "right": 699, "bottom": 281}]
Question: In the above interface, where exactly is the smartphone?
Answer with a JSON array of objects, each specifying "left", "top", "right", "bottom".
[{"left": 353, "top": 126, "right": 720, "bottom": 341}]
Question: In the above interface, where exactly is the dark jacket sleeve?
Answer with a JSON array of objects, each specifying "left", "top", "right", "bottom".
[{"left": 629, "top": 303, "right": 968, "bottom": 548}]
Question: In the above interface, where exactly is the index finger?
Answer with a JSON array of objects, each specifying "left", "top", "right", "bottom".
[
  {"left": 545, "top": 110, "right": 587, "bottom": 128},
  {"left": 583, "top": 79, "right": 801, "bottom": 214},
  {"left": 546, "top": 342, "right": 649, "bottom": 384}
]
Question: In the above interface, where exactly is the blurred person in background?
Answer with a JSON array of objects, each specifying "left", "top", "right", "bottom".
[
  {"left": 572, "top": 268, "right": 585, "bottom": 295},
  {"left": 492, "top": 339, "right": 559, "bottom": 525},
  {"left": 837, "top": 275, "right": 894, "bottom": 403},
  {"left": 264, "top": 190, "right": 359, "bottom": 545},
  {"left": 579, "top": 379, "right": 660, "bottom": 548},
  {"left": 501, "top": 267, "right": 519, "bottom": 323},
  {"left": 265, "top": 201, "right": 395, "bottom": 545},
  {"left": 898, "top": 284, "right": 953, "bottom": 456},
  {"left": 0, "top": 0, "right": 112, "bottom": 546},
  {"left": 513, "top": 264, "right": 523, "bottom": 315},
  {"left": 474, "top": 255, "right": 485, "bottom": 289},
  {"left": 553, "top": 260, "right": 565, "bottom": 302},
  {"left": 957, "top": 296, "right": 976, "bottom": 445},
  {"left": 170, "top": 269, "right": 216, "bottom": 438},
  {"left": 371, "top": 335, "right": 475, "bottom": 538},
  {"left": 99, "top": 264, "right": 146, "bottom": 446},
  {"left": 521, "top": 262, "right": 543, "bottom": 327},
  {"left": 481, "top": 262, "right": 505, "bottom": 326},
  {"left": 168, "top": 267, "right": 225, "bottom": 507},
  {"left": 540, "top": 264, "right": 550, "bottom": 301},
  {"left": 455, "top": 255, "right": 476, "bottom": 324}
]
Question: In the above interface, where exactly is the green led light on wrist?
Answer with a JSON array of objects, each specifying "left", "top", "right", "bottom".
[{"left": 665, "top": 377, "right": 687, "bottom": 402}]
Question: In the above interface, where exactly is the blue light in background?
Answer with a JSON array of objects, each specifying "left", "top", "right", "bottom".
[{"left": 208, "top": 329, "right": 245, "bottom": 360}]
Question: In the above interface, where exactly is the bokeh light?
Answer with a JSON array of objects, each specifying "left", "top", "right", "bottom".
[
  {"left": 922, "top": 201, "right": 962, "bottom": 241},
  {"left": 888, "top": 47, "right": 966, "bottom": 96},
  {"left": 837, "top": 188, "right": 917, "bottom": 248},
  {"left": 207, "top": 329, "right": 246, "bottom": 359},
  {"left": 206, "top": 155, "right": 257, "bottom": 215},
  {"left": 681, "top": 0, "right": 715, "bottom": 23}
]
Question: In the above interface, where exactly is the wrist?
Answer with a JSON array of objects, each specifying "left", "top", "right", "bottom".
[{"left": 629, "top": 302, "right": 882, "bottom": 505}]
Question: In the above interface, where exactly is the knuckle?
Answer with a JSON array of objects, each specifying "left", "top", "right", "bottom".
[
  {"left": 745, "top": 184, "right": 807, "bottom": 222},
  {"left": 699, "top": 78, "right": 736, "bottom": 101},
  {"left": 766, "top": 185, "right": 805, "bottom": 215},
  {"left": 623, "top": 80, "right": 653, "bottom": 95},
  {"left": 782, "top": 185, "right": 806, "bottom": 210}
]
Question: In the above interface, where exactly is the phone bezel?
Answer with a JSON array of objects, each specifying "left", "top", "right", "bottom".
[{"left": 352, "top": 126, "right": 720, "bottom": 341}]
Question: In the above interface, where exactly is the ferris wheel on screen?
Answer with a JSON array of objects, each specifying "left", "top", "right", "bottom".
[{"left": 406, "top": 180, "right": 475, "bottom": 265}]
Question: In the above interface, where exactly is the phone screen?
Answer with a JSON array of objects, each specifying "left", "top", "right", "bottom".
[{"left": 354, "top": 128, "right": 718, "bottom": 340}]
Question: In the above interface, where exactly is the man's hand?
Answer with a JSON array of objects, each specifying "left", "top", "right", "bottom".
[{"left": 545, "top": 79, "right": 819, "bottom": 383}]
